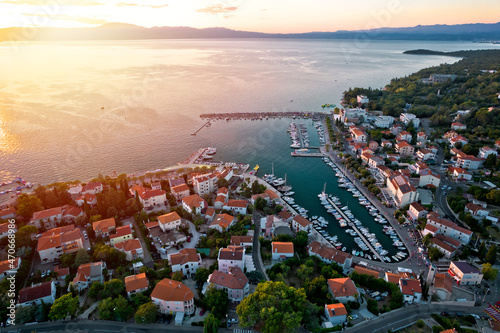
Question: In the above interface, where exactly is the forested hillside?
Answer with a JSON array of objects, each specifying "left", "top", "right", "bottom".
[{"left": 343, "top": 49, "right": 500, "bottom": 129}]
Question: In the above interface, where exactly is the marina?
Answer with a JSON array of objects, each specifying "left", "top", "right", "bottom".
[{"left": 200, "top": 111, "right": 325, "bottom": 121}]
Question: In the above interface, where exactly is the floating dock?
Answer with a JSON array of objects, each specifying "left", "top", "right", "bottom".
[
  {"left": 326, "top": 197, "right": 384, "bottom": 262},
  {"left": 191, "top": 120, "right": 211, "bottom": 136},
  {"left": 291, "top": 152, "right": 324, "bottom": 157}
]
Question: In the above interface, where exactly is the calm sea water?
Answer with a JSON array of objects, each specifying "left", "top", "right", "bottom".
[
  {"left": 1, "top": 39, "right": 499, "bottom": 184},
  {"left": 3, "top": 38, "right": 500, "bottom": 256}
]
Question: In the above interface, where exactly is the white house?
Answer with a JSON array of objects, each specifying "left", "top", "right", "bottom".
[
  {"left": 125, "top": 273, "right": 149, "bottom": 298},
  {"left": 327, "top": 277, "right": 358, "bottom": 304},
  {"left": 206, "top": 267, "right": 249, "bottom": 302},
  {"left": 387, "top": 174, "right": 419, "bottom": 207},
  {"left": 30, "top": 207, "right": 63, "bottom": 229},
  {"left": 223, "top": 200, "right": 248, "bottom": 215},
  {"left": 374, "top": 115, "right": 394, "bottom": 128},
  {"left": 192, "top": 173, "right": 218, "bottom": 196},
  {"left": 70, "top": 261, "right": 106, "bottom": 292},
  {"left": 400, "top": 113, "right": 420, "bottom": 127},
  {"left": 357, "top": 95, "right": 369, "bottom": 104},
  {"left": 75, "top": 193, "right": 97, "bottom": 207},
  {"left": 416, "top": 149, "right": 436, "bottom": 161},
  {"left": 209, "top": 213, "right": 236, "bottom": 233},
  {"left": 340, "top": 108, "right": 366, "bottom": 123},
  {"left": 419, "top": 169, "right": 441, "bottom": 188},
  {"left": 451, "top": 122, "right": 467, "bottom": 130},
  {"left": 449, "top": 167, "right": 473, "bottom": 181},
  {"left": 465, "top": 203, "right": 489, "bottom": 219},
  {"left": 182, "top": 194, "right": 208, "bottom": 216},
  {"left": 455, "top": 155, "right": 484, "bottom": 170},
  {"left": 218, "top": 246, "right": 245, "bottom": 273},
  {"left": 157, "top": 212, "right": 182, "bottom": 232},
  {"left": 37, "top": 225, "right": 84, "bottom": 263},
  {"left": 114, "top": 239, "right": 144, "bottom": 261},
  {"left": 81, "top": 182, "right": 103, "bottom": 195},
  {"left": 324, "top": 303, "right": 347, "bottom": 326},
  {"left": 351, "top": 128, "right": 367, "bottom": 143},
  {"left": 291, "top": 215, "right": 312, "bottom": 233},
  {"left": 169, "top": 248, "right": 202, "bottom": 277},
  {"left": 271, "top": 242, "right": 294, "bottom": 261},
  {"left": 17, "top": 281, "right": 56, "bottom": 307},
  {"left": 479, "top": 147, "right": 498, "bottom": 159},
  {"left": 151, "top": 279, "right": 195, "bottom": 320},
  {"left": 399, "top": 278, "right": 422, "bottom": 303}
]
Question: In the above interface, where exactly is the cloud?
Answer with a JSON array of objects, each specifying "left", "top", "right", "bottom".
[
  {"left": 0, "top": 0, "right": 105, "bottom": 5},
  {"left": 115, "top": 2, "right": 169, "bottom": 9},
  {"left": 22, "top": 12, "right": 108, "bottom": 25},
  {"left": 196, "top": 4, "right": 238, "bottom": 15}
]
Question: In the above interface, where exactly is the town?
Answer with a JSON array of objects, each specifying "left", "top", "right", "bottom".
[{"left": 1, "top": 55, "right": 500, "bottom": 333}]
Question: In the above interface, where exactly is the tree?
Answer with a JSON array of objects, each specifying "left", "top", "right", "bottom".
[
  {"left": 102, "top": 279, "right": 125, "bottom": 298},
  {"left": 15, "top": 306, "right": 36, "bottom": 324},
  {"left": 15, "top": 225, "right": 38, "bottom": 248},
  {"left": 74, "top": 249, "right": 92, "bottom": 267},
  {"left": 93, "top": 244, "right": 127, "bottom": 268},
  {"left": 171, "top": 271, "right": 183, "bottom": 282},
  {"left": 195, "top": 268, "right": 211, "bottom": 286},
  {"left": 428, "top": 247, "right": 443, "bottom": 261},
  {"left": 254, "top": 197, "right": 267, "bottom": 211},
  {"left": 478, "top": 241, "right": 487, "bottom": 260},
  {"left": 204, "top": 286, "right": 229, "bottom": 319},
  {"left": 130, "top": 292, "right": 150, "bottom": 308},
  {"left": 88, "top": 282, "right": 104, "bottom": 300},
  {"left": 482, "top": 263, "right": 498, "bottom": 280},
  {"left": 99, "top": 295, "right": 133, "bottom": 321},
  {"left": 134, "top": 302, "right": 158, "bottom": 324},
  {"left": 236, "top": 281, "right": 307, "bottom": 333},
  {"left": 16, "top": 194, "right": 43, "bottom": 219},
  {"left": 204, "top": 313, "right": 220, "bottom": 333},
  {"left": 48, "top": 293, "right": 79, "bottom": 320},
  {"left": 486, "top": 245, "right": 497, "bottom": 265}
]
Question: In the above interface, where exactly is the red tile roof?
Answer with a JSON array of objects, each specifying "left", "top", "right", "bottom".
[
  {"left": 434, "top": 273, "right": 453, "bottom": 293},
  {"left": 328, "top": 278, "right": 358, "bottom": 298},
  {"left": 151, "top": 278, "right": 193, "bottom": 302},
  {"left": 211, "top": 213, "right": 235, "bottom": 229},
  {"left": 125, "top": 273, "right": 149, "bottom": 293},
  {"left": 208, "top": 267, "right": 248, "bottom": 290},
  {"left": 32, "top": 207, "right": 62, "bottom": 221},
  {"left": 92, "top": 218, "right": 116, "bottom": 233},
  {"left": 399, "top": 278, "right": 422, "bottom": 296},
  {"left": 353, "top": 265, "right": 380, "bottom": 279},
  {"left": 169, "top": 248, "right": 200, "bottom": 266},
  {"left": 109, "top": 225, "right": 133, "bottom": 240},
  {"left": 18, "top": 281, "right": 53, "bottom": 304},
  {"left": 157, "top": 212, "right": 181, "bottom": 225},
  {"left": 219, "top": 246, "right": 245, "bottom": 261},
  {"left": 325, "top": 303, "right": 347, "bottom": 317},
  {"left": 272, "top": 242, "right": 294, "bottom": 254}
]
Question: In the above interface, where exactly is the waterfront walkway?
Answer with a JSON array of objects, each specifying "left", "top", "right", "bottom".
[{"left": 325, "top": 197, "right": 383, "bottom": 261}]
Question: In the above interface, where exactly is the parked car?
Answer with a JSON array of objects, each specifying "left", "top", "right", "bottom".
[
  {"left": 349, "top": 314, "right": 359, "bottom": 320},
  {"left": 186, "top": 236, "right": 191, "bottom": 243},
  {"left": 441, "top": 312, "right": 449, "bottom": 317},
  {"left": 455, "top": 312, "right": 464, "bottom": 317},
  {"left": 228, "top": 318, "right": 238, "bottom": 323},
  {"left": 199, "top": 309, "right": 205, "bottom": 316}
]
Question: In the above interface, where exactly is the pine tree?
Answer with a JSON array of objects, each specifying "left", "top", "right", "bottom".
[
  {"left": 478, "top": 241, "right": 487, "bottom": 259},
  {"left": 486, "top": 244, "right": 497, "bottom": 265}
]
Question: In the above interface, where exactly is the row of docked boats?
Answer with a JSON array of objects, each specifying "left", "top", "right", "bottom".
[
  {"left": 320, "top": 156, "right": 408, "bottom": 262},
  {"left": 314, "top": 121, "right": 326, "bottom": 145},
  {"left": 288, "top": 122, "right": 301, "bottom": 148}
]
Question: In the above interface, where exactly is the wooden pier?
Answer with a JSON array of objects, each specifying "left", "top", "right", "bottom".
[
  {"left": 326, "top": 197, "right": 384, "bottom": 262},
  {"left": 191, "top": 120, "right": 210, "bottom": 136},
  {"left": 200, "top": 111, "right": 328, "bottom": 121}
]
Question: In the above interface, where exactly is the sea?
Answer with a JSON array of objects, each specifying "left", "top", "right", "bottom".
[{"left": 2, "top": 38, "right": 500, "bottom": 257}]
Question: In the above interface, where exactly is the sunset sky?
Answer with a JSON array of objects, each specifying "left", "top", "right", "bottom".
[{"left": 0, "top": 0, "right": 499, "bottom": 33}]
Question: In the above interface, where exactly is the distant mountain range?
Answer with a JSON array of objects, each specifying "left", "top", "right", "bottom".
[{"left": 1, "top": 21, "right": 500, "bottom": 42}]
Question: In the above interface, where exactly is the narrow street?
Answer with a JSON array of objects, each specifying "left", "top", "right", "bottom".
[{"left": 252, "top": 209, "right": 269, "bottom": 280}]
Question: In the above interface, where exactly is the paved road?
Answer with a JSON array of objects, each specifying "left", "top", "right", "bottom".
[
  {"left": 124, "top": 216, "right": 153, "bottom": 267},
  {"left": 8, "top": 320, "right": 203, "bottom": 333},
  {"left": 346, "top": 303, "right": 489, "bottom": 333},
  {"left": 252, "top": 210, "right": 269, "bottom": 280}
]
